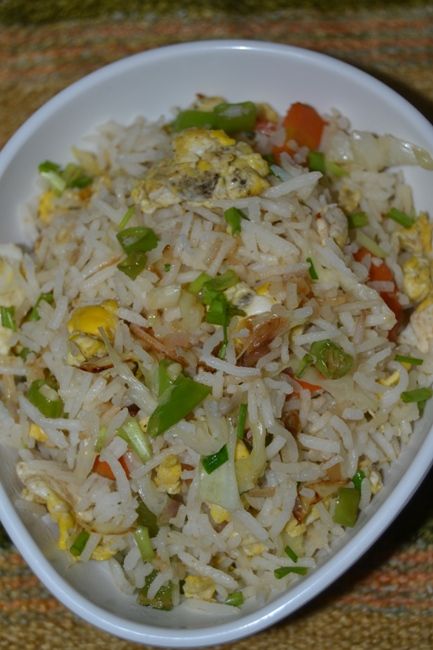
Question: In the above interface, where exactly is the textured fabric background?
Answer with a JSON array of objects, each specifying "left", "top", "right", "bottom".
[{"left": 1, "top": 2, "right": 433, "bottom": 649}]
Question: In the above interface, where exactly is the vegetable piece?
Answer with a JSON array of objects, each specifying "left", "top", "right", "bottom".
[
  {"left": 351, "top": 470, "right": 366, "bottom": 492},
  {"left": 163, "top": 263, "right": 172, "bottom": 272},
  {"left": 188, "top": 272, "right": 212, "bottom": 295},
  {"left": 347, "top": 211, "right": 369, "bottom": 229},
  {"left": 172, "top": 110, "right": 218, "bottom": 132},
  {"left": 333, "top": 486, "right": 360, "bottom": 527},
  {"left": 117, "top": 417, "right": 152, "bottom": 463},
  {"left": 134, "top": 526, "right": 155, "bottom": 561},
  {"left": 284, "top": 545, "right": 298, "bottom": 562},
  {"left": 70, "top": 530, "right": 90, "bottom": 557},
  {"left": 116, "top": 226, "right": 159, "bottom": 254},
  {"left": 137, "top": 570, "right": 174, "bottom": 610},
  {"left": 38, "top": 161, "right": 67, "bottom": 193},
  {"left": 118, "top": 206, "right": 135, "bottom": 230},
  {"left": 386, "top": 207, "right": 415, "bottom": 229},
  {"left": 61, "top": 163, "right": 93, "bottom": 189},
  {"left": 147, "top": 374, "right": 211, "bottom": 437},
  {"left": 202, "top": 444, "right": 229, "bottom": 474},
  {"left": 158, "top": 359, "right": 178, "bottom": 396},
  {"left": 94, "top": 425, "right": 108, "bottom": 453},
  {"left": 0, "top": 305, "right": 17, "bottom": 331},
  {"left": 117, "top": 250, "right": 148, "bottom": 279},
  {"left": 27, "top": 291, "right": 54, "bottom": 322},
  {"left": 308, "top": 340, "right": 353, "bottom": 379},
  {"left": 295, "top": 377, "right": 322, "bottom": 392},
  {"left": 224, "top": 207, "right": 248, "bottom": 235},
  {"left": 395, "top": 354, "right": 423, "bottom": 366},
  {"left": 306, "top": 257, "right": 318, "bottom": 280},
  {"left": 38, "top": 160, "right": 92, "bottom": 193},
  {"left": 213, "top": 101, "right": 257, "bottom": 133},
  {"left": 92, "top": 454, "right": 130, "bottom": 480},
  {"left": 236, "top": 403, "right": 248, "bottom": 439},
  {"left": 136, "top": 499, "right": 159, "bottom": 538},
  {"left": 26, "top": 379, "right": 64, "bottom": 418},
  {"left": 283, "top": 102, "right": 326, "bottom": 151},
  {"left": 225, "top": 591, "right": 244, "bottom": 607},
  {"left": 401, "top": 387, "right": 433, "bottom": 403},
  {"left": 355, "top": 231, "right": 387, "bottom": 258},
  {"left": 274, "top": 566, "right": 308, "bottom": 579},
  {"left": 307, "top": 151, "right": 326, "bottom": 173}
]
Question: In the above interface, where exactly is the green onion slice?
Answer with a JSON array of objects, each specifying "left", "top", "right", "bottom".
[
  {"left": 351, "top": 469, "right": 366, "bottom": 492},
  {"left": 236, "top": 403, "right": 248, "bottom": 439},
  {"left": 307, "top": 151, "right": 326, "bottom": 173},
  {"left": 118, "top": 206, "right": 135, "bottom": 230},
  {"left": 395, "top": 354, "right": 423, "bottom": 366},
  {"left": 117, "top": 417, "right": 152, "bottom": 463},
  {"left": 284, "top": 545, "right": 298, "bottom": 563},
  {"left": 401, "top": 387, "right": 433, "bottom": 403},
  {"left": 333, "top": 486, "right": 360, "bottom": 527},
  {"left": 116, "top": 226, "right": 159, "bottom": 254},
  {"left": 136, "top": 499, "right": 159, "bottom": 537},
  {"left": 26, "top": 379, "right": 64, "bottom": 418},
  {"left": 70, "top": 530, "right": 90, "bottom": 557},
  {"left": 347, "top": 211, "right": 369, "bottom": 229},
  {"left": 137, "top": 570, "right": 174, "bottom": 610},
  {"left": 274, "top": 566, "right": 308, "bottom": 579},
  {"left": 117, "top": 250, "right": 148, "bottom": 279},
  {"left": 0, "top": 306, "right": 17, "bottom": 331},
  {"left": 202, "top": 444, "right": 229, "bottom": 474},
  {"left": 386, "top": 207, "right": 415, "bottom": 229},
  {"left": 306, "top": 257, "right": 318, "bottom": 280},
  {"left": 134, "top": 526, "right": 155, "bottom": 561},
  {"left": 309, "top": 339, "right": 353, "bottom": 379},
  {"left": 224, "top": 207, "right": 248, "bottom": 235},
  {"left": 225, "top": 591, "right": 244, "bottom": 607},
  {"left": 355, "top": 230, "right": 387, "bottom": 259}
]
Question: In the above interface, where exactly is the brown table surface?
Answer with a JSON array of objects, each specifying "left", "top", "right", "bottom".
[{"left": 1, "top": 2, "right": 433, "bottom": 649}]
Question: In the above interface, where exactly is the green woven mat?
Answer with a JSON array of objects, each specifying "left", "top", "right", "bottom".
[{"left": 1, "top": 3, "right": 433, "bottom": 648}]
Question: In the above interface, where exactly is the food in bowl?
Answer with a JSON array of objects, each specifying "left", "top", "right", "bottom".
[{"left": 1, "top": 93, "right": 433, "bottom": 613}]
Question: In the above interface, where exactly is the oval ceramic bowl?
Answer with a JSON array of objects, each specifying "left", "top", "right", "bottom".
[{"left": 0, "top": 40, "right": 433, "bottom": 648}]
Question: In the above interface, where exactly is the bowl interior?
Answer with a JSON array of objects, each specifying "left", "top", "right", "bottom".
[{"left": 1, "top": 40, "right": 433, "bottom": 646}]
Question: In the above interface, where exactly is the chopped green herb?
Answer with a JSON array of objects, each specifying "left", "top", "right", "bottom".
[
  {"left": 188, "top": 272, "right": 212, "bottom": 295},
  {"left": 38, "top": 160, "right": 92, "bottom": 194},
  {"left": 274, "top": 566, "right": 308, "bottom": 579},
  {"left": 224, "top": 207, "right": 248, "bottom": 235},
  {"left": 172, "top": 101, "right": 257, "bottom": 134},
  {"left": 0, "top": 306, "right": 17, "bottom": 331},
  {"left": 386, "top": 207, "right": 415, "bottom": 229},
  {"left": 118, "top": 206, "right": 135, "bottom": 230},
  {"left": 137, "top": 570, "right": 174, "bottom": 610},
  {"left": 134, "top": 526, "right": 155, "bottom": 561},
  {"left": 309, "top": 339, "right": 353, "bottom": 379},
  {"left": 347, "top": 211, "right": 369, "bottom": 229},
  {"left": 148, "top": 374, "right": 211, "bottom": 437},
  {"left": 284, "top": 545, "right": 298, "bottom": 562},
  {"left": 295, "top": 353, "right": 314, "bottom": 378},
  {"left": 351, "top": 470, "right": 366, "bottom": 492},
  {"left": 395, "top": 354, "right": 423, "bottom": 366},
  {"left": 202, "top": 444, "right": 229, "bottom": 474},
  {"left": 225, "top": 591, "right": 244, "bottom": 607},
  {"left": 307, "top": 151, "right": 326, "bottom": 173},
  {"left": 117, "top": 417, "right": 152, "bottom": 463},
  {"left": 401, "top": 387, "right": 433, "bottom": 403},
  {"left": 306, "top": 257, "right": 318, "bottom": 280},
  {"left": 236, "top": 403, "right": 248, "bottom": 439},
  {"left": 136, "top": 499, "right": 159, "bottom": 538},
  {"left": 70, "top": 530, "right": 90, "bottom": 557},
  {"left": 333, "top": 486, "right": 360, "bottom": 527},
  {"left": 62, "top": 163, "right": 92, "bottom": 189},
  {"left": 172, "top": 109, "right": 218, "bottom": 132},
  {"left": 26, "top": 379, "right": 64, "bottom": 418},
  {"left": 116, "top": 226, "right": 159, "bottom": 254},
  {"left": 163, "top": 263, "right": 172, "bottom": 272},
  {"left": 27, "top": 292, "right": 54, "bottom": 322},
  {"left": 117, "top": 250, "right": 148, "bottom": 279}
]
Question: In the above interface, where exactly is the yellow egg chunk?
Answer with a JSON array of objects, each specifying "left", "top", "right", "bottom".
[
  {"left": 45, "top": 491, "right": 74, "bottom": 550},
  {"left": 29, "top": 423, "right": 48, "bottom": 443},
  {"left": 379, "top": 370, "right": 400, "bottom": 387},
  {"left": 153, "top": 454, "right": 182, "bottom": 495},
  {"left": 38, "top": 190, "right": 56, "bottom": 224},
  {"left": 398, "top": 212, "right": 433, "bottom": 256},
  {"left": 409, "top": 294, "right": 433, "bottom": 352},
  {"left": 402, "top": 256, "right": 431, "bottom": 302},
  {"left": 67, "top": 300, "right": 118, "bottom": 339},
  {"left": 235, "top": 440, "right": 250, "bottom": 461},
  {"left": 183, "top": 575, "right": 216, "bottom": 601},
  {"left": 132, "top": 128, "right": 270, "bottom": 213},
  {"left": 208, "top": 503, "right": 231, "bottom": 524},
  {"left": 91, "top": 544, "right": 116, "bottom": 561}
]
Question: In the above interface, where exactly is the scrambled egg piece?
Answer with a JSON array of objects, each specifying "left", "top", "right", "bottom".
[
  {"left": 91, "top": 543, "right": 116, "bottom": 561},
  {"left": 398, "top": 212, "right": 433, "bottom": 256},
  {"left": 22, "top": 478, "right": 74, "bottom": 550},
  {"left": 379, "top": 370, "right": 400, "bottom": 387},
  {"left": 235, "top": 440, "right": 250, "bottom": 461},
  {"left": 208, "top": 503, "right": 231, "bottom": 525},
  {"left": 153, "top": 454, "right": 182, "bottom": 494},
  {"left": 285, "top": 517, "right": 306, "bottom": 538},
  {"left": 408, "top": 294, "right": 433, "bottom": 353},
  {"left": 38, "top": 190, "right": 56, "bottom": 224},
  {"left": 132, "top": 128, "right": 270, "bottom": 213},
  {"left": 183, "top": 575, "right": 216, "bottom": 601},
  {"left": 67, "top": 299, "right": 118, "bottom": 363},
  {"left": 29, "top": 423, "right": 48, "bottom": 443},
  {"left": 243, "top": 536, "right": 266, "bottom": 557},
  {"left": 225, "top": 282, "right": 275, "bottom": 318},
  {"left": 402, "top": 256, "right": 431, "bottom": 302}
]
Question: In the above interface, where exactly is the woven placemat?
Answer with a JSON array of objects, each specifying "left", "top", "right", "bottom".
[{"left": 1, "top": 3, "right": 433, "bottom": 648}]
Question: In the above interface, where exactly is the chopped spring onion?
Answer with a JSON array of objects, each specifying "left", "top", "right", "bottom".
[
  {"left": 284, "top": 545, "right": 298, "bottom": 562},
  {"left": 333, "top": 487, "right": 360, "bottom": 527},
  {"left": 386, "top": 207, "right": 415, "bottom": 229},
  {"left": 172, "top": 110, "right": 218, "bottom": 132},
  {"left": 401, "top": 387, "right": 433, "bottom": 403},
  {"left": 225, "top": 591, "right": 244, "bottom": 607},
  {"left": 172, "top": 101, "right": 257, "bottom": 134},
  {"left": 38, "top": 160, "right": 92, "bottom": 193},
  {"left": 117, "top": 250, "right": 148, "bottom": 279},
  {"left": 136, "top": 499, "right": 159, "bottom": 537},
  {"left": 62, "top": 163, "right": 93, "bottom": 189},
  {"left": 163, "top": 263, "right": 172, "bottom": 272},
  {"left": 307, "top": 151, "right": 326, "bottom": 173},
  {"left": 27, "top": 291, "right": 54, "bottom": 322},
  {"left": 188, "top": 272, "right": 212, "bottom": 295},
  {"left": 70, "top": 530, "right": 90, "bottom": 557},
  {"left": 306, "top": 257, "right": 318, "bottom": 280},
  {"left": 351, "top": 469, "right": 366, "bottom": 492},
  {"left": 355, "top": 230, "right": 387, "bottom": 259},
  {"left": 274, "top": 566, "right": 308, "bottom": 579},
  {"left": 116, "top": 226, "right": 159, "bottom": 254},
  {"left": 296, "top": 352, "right": 314, "bottom": 378},
  {"left": 117, "top": 417, "right": 152, "bottom": 463},
  {"left": 395, "top": 354, "right": 423, "bottom": 366},
  {"left": 134, "top": 526, "right": 155, "bottom": 561},
  {"left": 202, "top": 444, "right": 229, "bottom": 474},
  {"left": 17, "top": 346, "right": 31, "bottom": 360},
  {"left": 224, "top": 207, "right": 248, "bottom": 235},
  {"left": 148, "top": 374, "right": 211, "bottom": 437},
  {"left": 137, "top": 570, "right": 174, "bottom": 610},
  {"left": 309, "top": 339, "right": 354, "bottom": 379},
  {"left": 38, "top": 161, "right": 66, "bottom": 193},
  {"left": 117, "top": 206, "right": 135, "bottom": 230},
  {"left": 236, "top": 403, "right": 248, "bottom": 439},
  {"left": 26, "top": 379, "right": 64, "bottom": 418},
  {"left": 158, "top": 359, "right": 181, "bottom": 397},
  {"left": 347, "top": 211, "right": 369, "bottom": 229},
  {"left": 0, "top": 305, "right": 17, "bottom": 331},
  {"left": 94, "top": 425, "right": 108, "bottom": 453}
]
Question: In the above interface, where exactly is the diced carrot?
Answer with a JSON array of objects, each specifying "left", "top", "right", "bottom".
[
  {"left": 295, "top": 378, "right": 322, "bottom": 392},
  {"left": 93, "top": 454, "right": 130, "bottom": 480},
  {"left": 283, "top": 102, "right": 326, "bottom": 151}
]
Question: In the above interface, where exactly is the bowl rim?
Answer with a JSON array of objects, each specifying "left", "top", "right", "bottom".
[{"left": 1, "top": 38, "right": 433, "bottom": 647}]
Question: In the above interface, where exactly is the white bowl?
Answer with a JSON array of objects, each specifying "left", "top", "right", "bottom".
[{"left": 1, "top": 39, "right": 433, "bottom": 647}]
